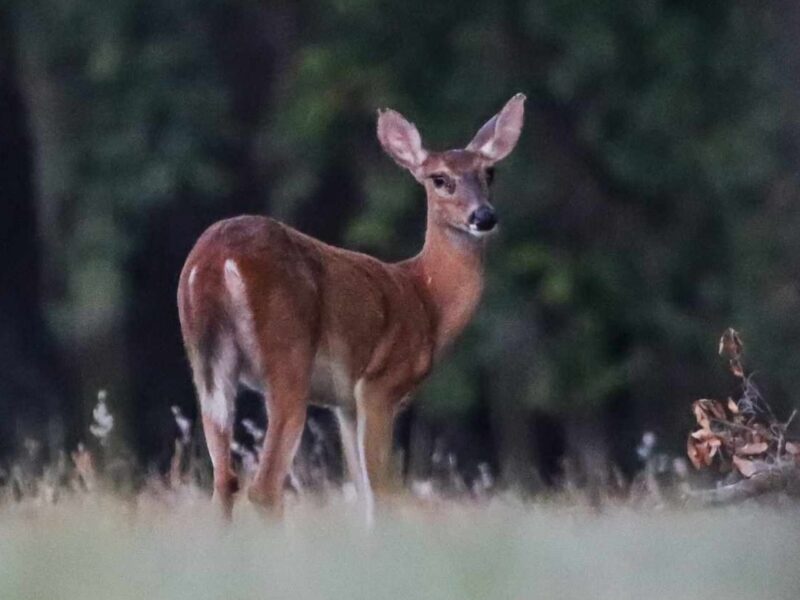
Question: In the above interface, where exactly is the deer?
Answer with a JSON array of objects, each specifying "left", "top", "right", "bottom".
[{"left": 177, "top": 93, "right": 525, "bottom": 520}]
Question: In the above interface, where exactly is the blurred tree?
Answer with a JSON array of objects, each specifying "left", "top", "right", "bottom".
[
  {"left": 0, "top": 9, "right": 72, "bottom": 456},
  {"left": 11, "top": 0, "right": 237, "bottom": 455}
]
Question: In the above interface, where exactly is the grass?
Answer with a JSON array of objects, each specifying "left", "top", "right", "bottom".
[
  {"left": 3, "top": 374, "right": 798, "bottom": 600},
  {"left": 1, "top": 491, "right": 799, "bottom": 600}
]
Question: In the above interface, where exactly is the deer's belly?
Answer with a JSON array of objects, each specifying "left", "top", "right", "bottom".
[
  {"left": 239, "top": 351, "right": 356, "bottom": 408},
  {"left": 309, "top": 354, "right": 356, "bottom": 408}
]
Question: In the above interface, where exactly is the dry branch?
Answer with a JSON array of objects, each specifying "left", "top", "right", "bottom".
[{"left": 686, "top": 462, "right": 800, "bottom": 505}]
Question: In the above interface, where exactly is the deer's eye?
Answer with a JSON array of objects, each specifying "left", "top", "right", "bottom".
[
  {"left": 485, "top": 167, "right": 495, "bottom": 185},
  {"left": 431, "top": 174, "right": 449, "bottom": 190}
]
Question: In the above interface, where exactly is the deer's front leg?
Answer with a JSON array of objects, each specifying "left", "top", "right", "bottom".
[{"left": 354, "top": 382, "right": 398, "bottom": 523}]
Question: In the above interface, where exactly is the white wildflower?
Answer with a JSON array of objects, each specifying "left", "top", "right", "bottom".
[
  {"left": 637, "top": 431, "right": 657, "bottom": 461},
  {"left": 89, "top": 391, "right": 114, "bottom": 444},
  {"left": 171, "top": 405, "right": 192, "bottom": 445},
  {"left": 231, "top": 441, "right": 258, "bottom": 475}
]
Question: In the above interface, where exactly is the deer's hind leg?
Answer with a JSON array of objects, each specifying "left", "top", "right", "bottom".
[
  {"left": 246, "top": 344, "right": 311, "bottom": 516},
  {"left": 202, "top": 412, "right": 238, "bottom": 518},
  {"left": 224, "top": 256, "right": 317, "bottom": 516},
  {"left": 190, "top": 336, "right": 239, "bottom": 520},
  {"left": 243, "top": 308, "right": 314, "bottom": 515}
]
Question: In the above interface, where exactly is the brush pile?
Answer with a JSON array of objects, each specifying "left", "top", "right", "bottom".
[{"left": 687, "top": 328, "right": 800, "bottom": 503}]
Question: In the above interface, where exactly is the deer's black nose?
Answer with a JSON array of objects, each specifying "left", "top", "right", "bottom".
[{"left": 468, "top": 206, "right": 497, "bottom": 232}]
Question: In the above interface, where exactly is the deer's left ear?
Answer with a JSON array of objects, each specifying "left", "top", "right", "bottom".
[
  {"left": 377, "top": 108, "right": 428, "bottom": 178},
  {"left": 466, "top": 93, "right": 526, "bottom": 163}
]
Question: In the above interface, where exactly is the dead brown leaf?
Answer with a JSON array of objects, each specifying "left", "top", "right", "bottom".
[
  {"left": 732, "top": 455, "right": 758, "bottom": 478},
  {"left": 687, "top": 436, "right": 705, "bottom": 469},
  {"left": 709, "top": 400, "right": 727, "bottom": 421},
  {"left": 708, "top": 441, "right": 720, "bottom": 460},
  {"left": 688, "top": 431, "right": 723, "bottom": 469},
  {"left": 691, "top": 429, "right": 718, "bottom": 442},
  {"left": 687, "top": 437, "right": 700, "bottom": 469},
  {"left": 693, "top": 404, "right": 710, "bottom": 431},
  {"left": 738, "top": 442, "right": 768, "bottom": 456},
  {"left": 692, "top": 399, "right": 723, "bottom": 431}
]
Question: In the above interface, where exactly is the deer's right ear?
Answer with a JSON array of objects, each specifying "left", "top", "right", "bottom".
[
  {"left": 377, "top": 108, "right": 428, "bottom": 178},
  {"left": 466, "top": 93, "right": 526, "bottom": 163}
]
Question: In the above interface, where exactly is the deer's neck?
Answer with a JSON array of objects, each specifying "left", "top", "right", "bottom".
[{"left": 411, "top": 215, "right": 486, "bottom": 355}]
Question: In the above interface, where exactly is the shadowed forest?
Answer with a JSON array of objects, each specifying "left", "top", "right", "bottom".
[{"left": 3, "top": 0, "right": 800, "bottom": 494}]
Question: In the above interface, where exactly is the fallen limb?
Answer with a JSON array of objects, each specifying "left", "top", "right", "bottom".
[{"left": 686, "top": 463, "right": 800, "bottom": 506}]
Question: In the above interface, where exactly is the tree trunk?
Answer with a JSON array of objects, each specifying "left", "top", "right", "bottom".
[{"left": 0, "top": 10, "right": 73, "bottom": 457}]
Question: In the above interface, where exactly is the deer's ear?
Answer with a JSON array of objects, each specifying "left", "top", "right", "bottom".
[
  {"left": 466, "top": 93, "right": 526, "bottom": 163},
  {"left": 377, "top": 108, "right": 428, "bottom": 176}
]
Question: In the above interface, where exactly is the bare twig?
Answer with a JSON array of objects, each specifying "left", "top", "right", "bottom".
[{"left": 785, "top": 409, "right": 797, "bottom": 430}]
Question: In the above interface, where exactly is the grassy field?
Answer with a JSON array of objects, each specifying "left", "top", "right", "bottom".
[{"left": 1, "top": 491, "right": 798, "bottom": 600}]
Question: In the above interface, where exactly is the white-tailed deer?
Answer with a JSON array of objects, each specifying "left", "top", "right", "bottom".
[{"left": 177, "top": 94, "right": 525, "bottom": 519}]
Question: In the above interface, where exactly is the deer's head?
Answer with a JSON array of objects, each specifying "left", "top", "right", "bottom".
[{"left": 377, "top": 94, "right": 525, "bottom": 239}]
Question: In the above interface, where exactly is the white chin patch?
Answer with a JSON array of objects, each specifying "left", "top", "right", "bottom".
[{"left": 468, "top": 224, "right": 494, "bottom": 238}]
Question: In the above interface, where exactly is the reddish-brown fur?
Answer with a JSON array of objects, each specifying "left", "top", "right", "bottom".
[{"left": 177, "top": 94, "right": 525, "bottom": 519}]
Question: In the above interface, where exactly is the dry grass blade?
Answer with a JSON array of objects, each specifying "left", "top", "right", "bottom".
[
  {"left": 718, "top": 328, "right": 745, "bottom": 379},
  {"left": 718, "top": 328, "right": 743, "bottom": 360}
]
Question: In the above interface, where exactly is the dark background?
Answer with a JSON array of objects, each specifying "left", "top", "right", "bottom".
[{"left": 2, "top": 0, "right": 800, "bottom": 490}]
